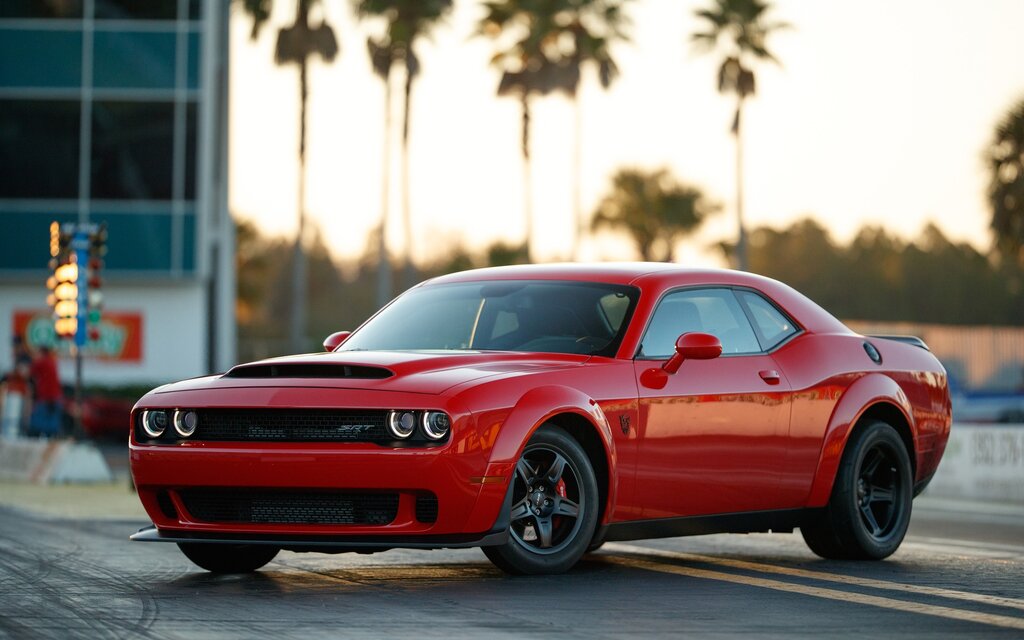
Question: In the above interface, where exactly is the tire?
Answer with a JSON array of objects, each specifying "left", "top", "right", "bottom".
[
  {"left": 801, "top": 420, "right": 913, "bottom": 560},
  {"left": 178, "top": 543, "right": 279, "bottom": 573},
  {"left": 483, "top": 425, "right": 600, "bottom": 575}
]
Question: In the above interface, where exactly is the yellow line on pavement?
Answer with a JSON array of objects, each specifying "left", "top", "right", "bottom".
[
  {"left": 600, "top": 555, "right": 1024, "bottom": 631},
  {"left": 605, "top": 543, "right": 1024, "bottom": 613}
]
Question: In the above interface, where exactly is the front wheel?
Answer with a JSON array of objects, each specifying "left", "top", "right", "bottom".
[
  {"left": 801, "top": 420, "right": 913, "bottom": 560},
  {"left": 178, "top": 543, "right": 279, "bottom": 573},
  {"left": 483, "top": 425, "right": 599, "bottom": 575}
]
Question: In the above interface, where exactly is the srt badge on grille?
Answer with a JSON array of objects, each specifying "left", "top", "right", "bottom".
[{"left": 336, "top": 424, "right": 373, "bottom": 435}]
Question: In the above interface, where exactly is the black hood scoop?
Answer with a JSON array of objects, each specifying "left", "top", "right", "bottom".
[{"left": 225, "top": 363, "right": 393, "bottom": 379}]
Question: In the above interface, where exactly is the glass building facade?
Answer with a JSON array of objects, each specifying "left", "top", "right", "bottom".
[
  {"left": 0, "top": 0, "right": 214, "bottom": 275},
  {"left": 0, "top": 0, "right": 234, "bottom": 380}
]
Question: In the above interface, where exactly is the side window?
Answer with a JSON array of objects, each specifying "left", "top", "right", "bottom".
[
  {"left": 640, "top": 288, "right": 761, "bottom": 357},
  {"left": 738, "top": 290, "right": 799, "bottom": 350}
]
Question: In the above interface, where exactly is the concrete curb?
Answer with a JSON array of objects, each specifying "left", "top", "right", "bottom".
[{"left": 0, "top": 438, "right": 113, "bottom": 484}]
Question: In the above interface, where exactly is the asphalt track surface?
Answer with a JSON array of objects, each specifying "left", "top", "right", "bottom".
[{"left": 1, "top": 501, "right": 1022, "bottom": 639}]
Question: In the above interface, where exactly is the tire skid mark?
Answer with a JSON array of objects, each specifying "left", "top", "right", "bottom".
[{"left": 0, "top": 516, "right": 178, "bottom": 640}]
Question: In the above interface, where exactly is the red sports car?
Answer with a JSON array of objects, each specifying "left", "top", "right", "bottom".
[{"left": 130, "top": 264, "right": 951, "bottom": 575}]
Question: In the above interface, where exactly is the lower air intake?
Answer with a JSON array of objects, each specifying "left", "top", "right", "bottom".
[{"left": 180, "top": 489, "right": 399, "bottom": 525}]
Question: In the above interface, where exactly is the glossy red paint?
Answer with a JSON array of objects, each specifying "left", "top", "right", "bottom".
[{"left": 129, "top": 263, "right": 951, "bottom": 550}]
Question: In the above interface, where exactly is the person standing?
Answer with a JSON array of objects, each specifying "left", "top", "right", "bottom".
[{"left": 28, "top": 346, "right": 63, "bottom": 438}]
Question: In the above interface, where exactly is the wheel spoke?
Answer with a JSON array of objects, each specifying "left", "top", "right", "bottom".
[
  {"left": 544, "top": 454, "right": 568, "bottom": 485},
  {"left": 860, "top": 503, "right": 882, "bottom": 536},
  {"left": 870, "top": 486, "right": 894, "bottom": 504},
  {"left": 516, "top": 458, "right": 536, "bottom": 485},
  {"left": 535, "top": 516, "right": 553, "bottom": 548},
  {"left": 554, "top": 497, "right": 580, "bottom": 519},
  {"left": 861, "top": 449, "right": 883, "bottom": 479},
  {"left": 510, "top": 498, "right": 532, "bottom": 522}
]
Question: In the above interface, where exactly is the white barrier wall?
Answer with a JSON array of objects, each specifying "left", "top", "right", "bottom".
[{"left": 925, "top": 424, "right": 1024, "bottom": 504}]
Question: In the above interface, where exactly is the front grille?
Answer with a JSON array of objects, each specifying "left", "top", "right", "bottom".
[
  {"left": 194, "top": 409, "right": 389, "bottom": 442},
  {"left": 180, "top": 489, "right": 399, "bottom": 525},
  {"left": 415, "top": 494, "right": 439, "bottom": 523}
]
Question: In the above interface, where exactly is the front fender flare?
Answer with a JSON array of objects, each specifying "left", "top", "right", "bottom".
[
  {"left": 805, "top": 373, "right": 914, "bottom": 507},
  {"left": 462, "top": 385, "right": 617, "bottom": 533}
]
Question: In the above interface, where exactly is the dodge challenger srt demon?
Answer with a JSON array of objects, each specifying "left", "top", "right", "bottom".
[{"left": 130, "top": 264, "right": 951, "bottom": 575}]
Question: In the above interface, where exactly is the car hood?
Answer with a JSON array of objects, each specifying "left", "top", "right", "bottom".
[{"left": 151, "top": 350, "right": 593, "bottom": 396}]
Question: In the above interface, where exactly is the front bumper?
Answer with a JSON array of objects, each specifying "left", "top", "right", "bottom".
[{"left": 131, "top": 442, "right": 513, "bottom": 540}]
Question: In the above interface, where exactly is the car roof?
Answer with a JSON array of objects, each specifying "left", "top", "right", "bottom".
[
  {"left": 425, "top": 263, "right": 850, "bottom": 336},
  {"left": 429, "top": 262, "right": 728, "bottom": 286}
]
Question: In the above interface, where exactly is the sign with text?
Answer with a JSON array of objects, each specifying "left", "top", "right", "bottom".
[{"left": 14, "top": 310, "right": 142, "bottom": 362}]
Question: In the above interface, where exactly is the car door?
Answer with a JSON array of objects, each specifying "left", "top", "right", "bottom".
[{"left": 632, "top": 287, "right": 793, "bottom": 519}]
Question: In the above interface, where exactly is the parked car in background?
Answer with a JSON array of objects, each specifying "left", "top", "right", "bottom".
[{"left": 129, "top": 264, "right": 952, "bottom": 575}]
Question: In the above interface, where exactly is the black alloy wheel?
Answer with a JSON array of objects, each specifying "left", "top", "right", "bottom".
[
  {"left": 801, "top": 420, "right": 913, "bottom": 560},
  {"left": 483, "top": 425, "right": 599, "bottom": 574},
  {"left": 178, "top": 543, "right": 279, "bottom": 573}
]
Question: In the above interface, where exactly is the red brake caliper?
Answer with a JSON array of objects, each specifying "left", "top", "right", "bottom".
[{"left": 553, "top": 479, "right": 567, "bottom": 526}]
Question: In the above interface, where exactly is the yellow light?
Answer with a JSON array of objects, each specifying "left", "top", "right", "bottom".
[
  {"left": 54, "top": 282, "right": 78, "bottom": 300},
  {"left": 46, "top": 294, "right": 56, "bottom": 307},
  {"left": 55, "top": 263, "right": 78, "bottom": 282},
  {"left": 55, "top": 318, "right": 78, "bottom": 336},
  {"left": 50, "top": 222, "right": 60, "bottom": 257},
  {"left": 46, "top": 276, "right": 57, "bottom": 290},
  {"left": 55, "top": 300, "right": 78, "bottom": 317}
]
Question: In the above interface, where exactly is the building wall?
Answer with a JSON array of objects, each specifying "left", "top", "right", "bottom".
[
  {"left": 1, "top": 283, "right": 207, "bottom": 386},
  {"left": 0, "top": 0, "right": 234, "bottom": 385}
]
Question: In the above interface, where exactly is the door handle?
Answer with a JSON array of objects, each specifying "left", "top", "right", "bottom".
[{"left": 759, "top": 370, "right": 781, "bottom": 385}]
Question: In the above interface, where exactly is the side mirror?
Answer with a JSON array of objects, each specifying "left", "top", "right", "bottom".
[
  {"left": 323, "top": 331, "right": 351, "bottom": 352},
  {"left": 663, "top": 332, "right": 722, "bottom": 374}
]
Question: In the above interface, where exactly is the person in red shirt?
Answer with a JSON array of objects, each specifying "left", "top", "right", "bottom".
[{"left": 28, "top": 346, "right": 63, "bottom": 438}]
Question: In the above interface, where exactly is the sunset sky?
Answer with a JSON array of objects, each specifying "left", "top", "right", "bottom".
[{"left": 228, "top": 0, "right": 1024, "bottom": 267}]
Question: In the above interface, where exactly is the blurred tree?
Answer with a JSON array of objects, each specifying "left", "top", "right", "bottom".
[
  {"left": 562, "top": 0, "right": 631, "bottom": 261},
  {"left": 240, "top": 0, "right": 338, "bottom": 352},
  {"left": 355, "top": 0, "right": 453, "bottom": 304},
  {"left": 692, "top": 0, "right": 787, "bottom": 271},
  {"left": 591, "top": 168, "right": 718, "bottom": 262},
  {"left": 987, "top": 98, "right": 1024, "bottom": 270},
  {"left": 479, "top": 0, "right": 580, "bottom": 262},
  {"left": 747, "top": 218, "right": 1023, "bottom": 325}
]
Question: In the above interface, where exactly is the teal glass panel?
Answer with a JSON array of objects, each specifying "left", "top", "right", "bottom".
[
  {"left": 0, "top": 29, "right": 82, "bottom": 88},
  {"left": 93, "top": 31, "right": 176, "bottom": 89},
  {"left": 187, "top": 32, "right": 200, "bottom": 89},
  {"left": 0, "top": 211, "right": 77, "bottom": 271},
  {"left": 182, "top": 210, "right": 195, "bottom": 272},
  {"left": 89, "top": 211, "right": 173, "bottom": 272}
]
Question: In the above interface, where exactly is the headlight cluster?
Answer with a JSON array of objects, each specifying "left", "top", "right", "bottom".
[
  {"left": 139, "top": 409, "right": 198, "bottom": 440},
  {"left": 387, "top": 410, "right": 451, "bottom": 441}
]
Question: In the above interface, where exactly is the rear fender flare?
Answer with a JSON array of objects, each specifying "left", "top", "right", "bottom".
[{"left": 805, "top": 373, "right": 915, "bottom": 507}]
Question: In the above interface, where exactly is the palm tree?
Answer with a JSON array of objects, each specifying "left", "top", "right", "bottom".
[
  {"left": 355, "top": 1, "right": 453, "bottom": 303},
  {"left": 592, "top": 168, "right": 718, "bottom": 262},
  {"left": 987, "top": 98, "right": 1024, "bottom": 270},
  {"left": 242, "top": 0, "right": 338, "bottom": 352},
  {"left": 479, "top": 1, "right": 579, "bottom": 263},
  {"left": 692, "top": 0, "right": 787, "bottom": 271},
  {"left": 563, "top": 0, "right": 631, "bottom": 261}
]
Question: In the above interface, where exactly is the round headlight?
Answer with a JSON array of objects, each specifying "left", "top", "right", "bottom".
[
  {"left": 140, "top": 410, "right": 167, "bottom": 438},
  {"left": 173, "top": 410, "right": 198, "bottom": 438},
  {"left": 422, "top": 411, "right": 451, "bottom": 441},
  {"left": 387, "top": 410, "right": 416, "bottom": 439}
]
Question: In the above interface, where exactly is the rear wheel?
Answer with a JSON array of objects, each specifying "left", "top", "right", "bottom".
[
  {"left": 801, "top": 421, "right": 913, "bottom": 560},
  {"left": 483, "top": 425, "right": 599, "bottom": 575},
  {"left": 178, "top": 543, "right": 279, "bottom": 573}
]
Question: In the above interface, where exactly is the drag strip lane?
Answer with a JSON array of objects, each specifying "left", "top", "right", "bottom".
[
  {"left": 600, "top": 544, "right": 1024, "bottom": 631},
  {"left": 606, "top": 542, "right": 1024, "bottom": 612}
]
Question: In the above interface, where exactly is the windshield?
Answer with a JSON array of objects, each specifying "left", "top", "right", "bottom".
[{"left": 340, "top": 280, "right": 640, "bottom": 357}]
